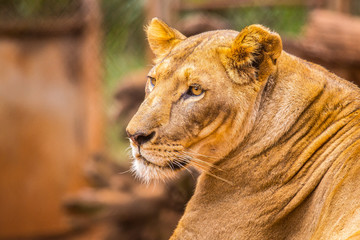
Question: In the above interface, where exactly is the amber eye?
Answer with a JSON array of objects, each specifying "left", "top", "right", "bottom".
[
  {"left": 148, "top": 77, "right": 156, "bottom": 87},
  {"left": 147, "top": 76, "right": 156, "bottom": 91},
  {"left": 189, "top": 85, "right": 203, "bottom": 96}
]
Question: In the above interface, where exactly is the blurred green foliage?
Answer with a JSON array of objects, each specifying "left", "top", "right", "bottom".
[
  {"left": 0, "top": 0, "right": 79, "bottom": 19},
  {"left": 101, "top": 0, "right": 146, "bottom": 95},
  {"left": 225, "top": 6, "right": 308, "bottom": 37},
  {"left": 182, "top": 5, "right": 308, "bottom": 37},
  {"left": 350, "top": 0, "right": 360, "bottom": 16},
  {"left": 0, "top": 0, "right": 147, "bottom": 91}
]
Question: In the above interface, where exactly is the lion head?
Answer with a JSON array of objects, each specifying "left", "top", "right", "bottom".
[{"left": 126, "top": 18, "right": 282, "bottom": 183}]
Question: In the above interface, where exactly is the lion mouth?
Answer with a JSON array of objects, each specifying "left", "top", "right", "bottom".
[{"left": 136, "top": 154, "right": 188, "bottom": 170}]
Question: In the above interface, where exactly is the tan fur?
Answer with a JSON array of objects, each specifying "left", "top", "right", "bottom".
[{"left": 126, "top": 18, "right": 360, "bottom": 239}]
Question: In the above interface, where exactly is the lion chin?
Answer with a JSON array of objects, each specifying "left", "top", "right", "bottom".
[
  {"left": 130, "top": 158, "right": 174, "bottom": 183},
  {"left": 126, "top": 18, "right": 360, "bottom": 240},
  {"left": 129, "top": 140, "right": 185, "bottom": 183}
]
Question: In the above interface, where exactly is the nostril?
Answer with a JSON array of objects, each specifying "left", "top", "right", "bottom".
[{"left": 130, "top": 131, "right": 155, "bottom": 146}]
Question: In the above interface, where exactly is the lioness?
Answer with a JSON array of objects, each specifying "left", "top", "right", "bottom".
[{"left": 126, "top": 18, "right": 360, "bottom": 240}]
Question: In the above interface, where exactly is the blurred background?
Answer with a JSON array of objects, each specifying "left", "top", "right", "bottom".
[{"left": 1, "top": 0, "right": 360, "bottom": 239}]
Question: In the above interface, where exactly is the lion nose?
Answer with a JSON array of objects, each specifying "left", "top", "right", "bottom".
[{"left": 126, "top": 131, "right": 155, "bottom": 146}]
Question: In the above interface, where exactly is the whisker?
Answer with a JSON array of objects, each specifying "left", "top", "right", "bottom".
[
  {"left": 182, "top": 149, "right": 217, "bottom": 159},
  {"left": 188, "top": 159, "right": 211, "bottom": 171},
  {"left": 180, "top": 151, "right": 216, "bottom": 165},
  {"left": 204, "top": 171, "right": 234, "bottom": 185},
  {"left": 180, "top": 152, "right": 224, "bottom": 172},
  {"left": 173, "top": 158, "right": 197, "bottom": 181},
  {"left": 118, "top": 169, "right": 132, "bottom": 175},
  {"left": 126, "top": 147, "right": 134, "bottom": 159},
  {"left": 189, "top": 161, "right": 233, "bottom": 185},
  {"left": 180, "top": 152, "right": 212, "bottom": 166},
  {"left": 177, "top": 155, "right": 212, "bottom": 173},
  {"left": 167, "top": 161, "right": 175, "bottom": 171},
  {"left": 191, "top": 158, "right": 224, "bottom": 172}
]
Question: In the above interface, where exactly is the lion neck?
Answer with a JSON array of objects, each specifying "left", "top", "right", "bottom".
[{"left": 179, "top": 52, "right": 360, "bottom": 239}]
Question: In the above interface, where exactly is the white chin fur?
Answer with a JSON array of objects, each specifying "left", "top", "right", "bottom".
[
  {"left": 129, "top": 142, "right": 176, "bottom": 183},
  {"left": 131, "top": 158, "right": 176, "bottom": 184}
]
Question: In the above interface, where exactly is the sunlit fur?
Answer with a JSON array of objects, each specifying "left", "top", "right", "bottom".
[{"left": 126, "top": 18, "right": 360, "bottom": 240}]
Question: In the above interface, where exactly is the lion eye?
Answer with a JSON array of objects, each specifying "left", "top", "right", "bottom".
[
  {"left": 188, "top": 85, "right": 203, "bottom": 96},
  {"left": 148, "top": 76, "right": 156, "bottom": 90}
]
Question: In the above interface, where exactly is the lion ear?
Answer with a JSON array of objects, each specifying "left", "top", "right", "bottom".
[
  {"left": 146, "top": 18, "right": 186, "bottom": 57},
  {"left": 219, "top": 24, "right": 282, "bottom": 84}
]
